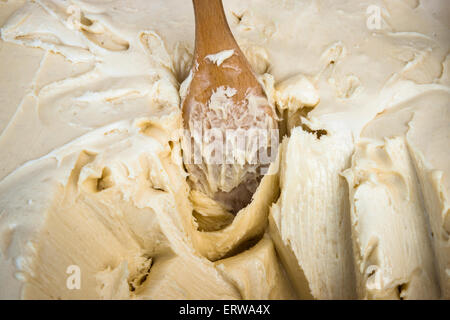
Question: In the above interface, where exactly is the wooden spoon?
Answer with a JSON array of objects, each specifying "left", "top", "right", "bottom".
[{"left": 182, "top": 0, "right": 278, "bottom": 213}]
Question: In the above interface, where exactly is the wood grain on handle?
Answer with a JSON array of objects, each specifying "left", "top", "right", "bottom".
[
  {"left": 193, "top": 0, "right": 241, "bottom": 59},
  {"left": 186, "top": 0, "right": 265, "bottom": 108}
]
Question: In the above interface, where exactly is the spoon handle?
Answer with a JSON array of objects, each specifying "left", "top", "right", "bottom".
[{"left": 192, "top": 0, "right": 240, "bottom": 59}]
